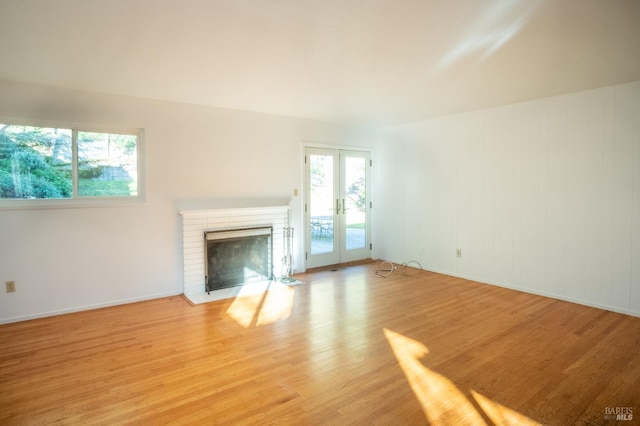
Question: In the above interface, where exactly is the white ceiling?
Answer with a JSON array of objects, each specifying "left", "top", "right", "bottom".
[{"left": 1, "top": 0, "right": 639, "bottom": 127}]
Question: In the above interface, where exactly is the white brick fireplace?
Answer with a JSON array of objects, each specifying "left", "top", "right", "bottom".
[{"left": 179, "top": 206, "right": 289, "bottom": 303}]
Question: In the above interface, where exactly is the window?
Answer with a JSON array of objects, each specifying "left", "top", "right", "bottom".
[
  {"left": 0, "top": 122, "right": 143, "bottom": 206},
  {"left": 77, "top": 131, "right": 138, "bottom": 197}
]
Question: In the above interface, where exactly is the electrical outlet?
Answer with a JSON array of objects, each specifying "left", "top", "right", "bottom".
[
  {"left": 456, "top": 249, "right": 462, "bottom": 258},
  {"left": 6, "top": 281, "right": 16, "bottom": 293}
]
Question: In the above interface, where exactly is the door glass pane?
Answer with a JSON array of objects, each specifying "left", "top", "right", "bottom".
[
  {"left": 310, "top": 154, "right": 334, "bottom": 254},
  {"left": 344, "top": 156, "right": 366, "bottom": 250}
]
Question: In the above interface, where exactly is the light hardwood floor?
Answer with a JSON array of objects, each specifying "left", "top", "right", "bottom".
[{"left": 1, "top": 263, "right": 639, "bottom": 425}]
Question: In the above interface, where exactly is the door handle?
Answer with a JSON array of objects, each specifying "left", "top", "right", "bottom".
[
  {"left": 342, "top": 199, "right": 346, "bottom": 214},
  {"left": 336, "top": 199, "right": 340, "bottom": 214}
]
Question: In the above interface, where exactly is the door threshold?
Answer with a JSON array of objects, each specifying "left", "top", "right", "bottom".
[{"left": 305, "top": 258, "right": 375, "bottom": 273}]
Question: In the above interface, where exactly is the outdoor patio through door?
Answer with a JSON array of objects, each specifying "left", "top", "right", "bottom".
[{"left": 305, "top": 147, "right": 371, "bottom": 268}]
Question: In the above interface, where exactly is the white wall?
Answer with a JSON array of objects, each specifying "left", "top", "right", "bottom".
[
  {"left": 0, "top": 80, "right": 374, "bottom": 323},
  {"left": 375, "top": 81, "right": 640, "bottom": 316}
]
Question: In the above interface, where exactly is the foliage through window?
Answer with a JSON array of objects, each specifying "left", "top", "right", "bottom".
[{"left": 0, "top": 124, "right": 140, "bottom": 200}]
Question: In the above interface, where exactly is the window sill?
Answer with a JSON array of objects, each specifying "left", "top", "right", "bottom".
[{"left": 0, "top": 196, "right": 146, "bottom": 211}]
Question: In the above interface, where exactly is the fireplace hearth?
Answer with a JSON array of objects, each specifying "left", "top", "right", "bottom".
[{"left": 205, "top": 226, "right": 273, "bottom": 293}]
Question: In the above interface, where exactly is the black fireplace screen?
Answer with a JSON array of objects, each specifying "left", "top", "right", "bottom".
[{"left": 204, "top": 226, "right": 273, "bottom": 292}]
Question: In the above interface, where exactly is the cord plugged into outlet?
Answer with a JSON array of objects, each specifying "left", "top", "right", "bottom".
[{"left": 374, "top": 260, "right": 423, "bottom": 278}]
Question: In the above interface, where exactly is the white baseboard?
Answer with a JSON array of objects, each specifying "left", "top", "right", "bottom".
[
  {"left": 422, "top": 266, "right": 640, "bottom": 319},
  {"left": 0, "top": 290, "right": 183, "bottom": 325}
]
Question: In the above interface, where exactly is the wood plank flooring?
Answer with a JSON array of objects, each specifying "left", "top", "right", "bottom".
[{"left": 1, "top": 263, "right": 639, "bottom": 425}]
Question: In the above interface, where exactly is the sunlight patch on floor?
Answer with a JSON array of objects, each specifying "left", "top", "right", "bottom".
[
  {"left": 384, "top": 328, "right": 541, "bottom": 425},
  {"left": 226, "top": 282, "right": 295, "bottom": 328},
  {"left": 471, "top": 390, "right": 542, "bottom": 426}
]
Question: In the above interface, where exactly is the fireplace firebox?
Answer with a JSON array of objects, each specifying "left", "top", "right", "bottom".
[{"left": 204, "top": 226, "right": 273, "bottom": 293}]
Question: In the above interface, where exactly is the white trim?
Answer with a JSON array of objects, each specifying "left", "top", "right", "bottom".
[
  {"left": 0, "top": 115, "right": 142, "bottom": 136},
  {"left": 179, "top": 206, "right": 289, "bottom": 218},
  {"left": 205, "top": 226, "right": 272, "bottom": 241},
  {"left": 302, "top": 140, "right": 374, "bottom": 153},
  {"left": 0, "top": 290, "right": 183, "bottom": 325}
]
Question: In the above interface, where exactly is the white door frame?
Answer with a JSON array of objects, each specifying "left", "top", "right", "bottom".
[{"left": 304, "top": 145, "right": 372, "bottom": 269}]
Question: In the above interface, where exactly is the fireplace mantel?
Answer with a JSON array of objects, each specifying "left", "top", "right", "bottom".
[{"left": 179, "top": 206, "right": 289, "bottom": 303}]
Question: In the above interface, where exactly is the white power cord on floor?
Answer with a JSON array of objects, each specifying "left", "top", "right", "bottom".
[{"left": 374, "top": 260, "right": 423, "bottom": 278}]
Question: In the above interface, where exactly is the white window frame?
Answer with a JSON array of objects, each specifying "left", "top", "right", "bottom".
[{"left": 0, "top": 118, "right": 145, "bottom": 210}]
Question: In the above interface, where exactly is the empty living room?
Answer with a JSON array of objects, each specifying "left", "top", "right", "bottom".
[{"left": 1, "top": 1, "right": 639, "bottom": 425}]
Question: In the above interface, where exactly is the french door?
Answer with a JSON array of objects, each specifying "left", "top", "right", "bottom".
[{"left": 305, "top": 147, "right": 371, "bottom": 268}]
